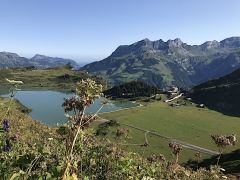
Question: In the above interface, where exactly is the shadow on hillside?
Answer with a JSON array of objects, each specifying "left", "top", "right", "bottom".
[
  {"left": 190, "top": 85, "right": 240, "bottom": 117},
  {"left": 201, "top": 105, "right": 240, "bottom": 118},
  {"left": 185, "top": 149, "right": 240, "bottom": 174}
]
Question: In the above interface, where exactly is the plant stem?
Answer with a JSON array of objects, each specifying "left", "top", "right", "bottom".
[
  {"left": 216, "top": 148, "right": 222, "bottom": 166},
  {"left": 175, "top": 154, "right": 179, "bottom": 164},
  {"left": 62, "top": 100, "right": 105, "bottom": 179},
  {"left": 69, "top": 107, "right": 86, "bottom": 159},
  {"left": 81, "top": 104, "right": 104, "bottom": 128},
  {"left": 1, "top": 88, "right": 17, "bottom": 123}
]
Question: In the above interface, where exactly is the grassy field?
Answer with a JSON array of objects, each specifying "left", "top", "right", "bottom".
[{"left": 99, "top": 101, "right": 240, "bottom": 163}]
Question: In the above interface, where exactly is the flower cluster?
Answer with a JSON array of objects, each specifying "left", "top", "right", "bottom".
[
  {"left": 211, "top": 134, "right": 237, "bottom": 148},
  {"left": 147, "top": 154, "right": 166, "bottom": 163},
  {"left": 62, "top": 96, "right": 87, "bottom": 113},
  {"left": 3, "top": 119, "right": 10, "bottom": 132},
  {"left": 169, "top": 142, "right": 182, "bottom": 155},
  {"left": 76, "top": 78, "right": 103, "bottom": 100},
  {"left": 116, "top": 128, "right": 129, "bottom": 139},
  {"left": 1, "top": 119, "right": 18, "bottom": 152}
]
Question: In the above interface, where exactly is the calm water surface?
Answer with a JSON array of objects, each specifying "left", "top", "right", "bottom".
[{"left": 0, "top": 90, "right": 138, "bottom": 125}]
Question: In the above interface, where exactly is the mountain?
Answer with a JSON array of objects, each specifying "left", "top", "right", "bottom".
[
  {"left": 31, "top": 54, "right": 79, "bottom": 68},
  {"left": 0, "top": 52, "right": 32, "bottom": 68},
  {"left": 81, "top": 37, "right": 240, "bottom": 89},
  {"left": 190, "top": 68, "right": 240, "bottom": 116},
  {"left": 0, "top": 52, "right": 79, "bottom": 69}
]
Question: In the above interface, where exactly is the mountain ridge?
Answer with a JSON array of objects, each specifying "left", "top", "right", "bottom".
[
  {"left": 0, "top": 52, "right": 79, "bottom": 69},
  {"left": 81, "top": 37, "right": 240, "bottom": 89}
]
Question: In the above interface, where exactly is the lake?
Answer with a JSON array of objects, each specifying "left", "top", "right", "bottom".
[{"left": 0, "top": 90, "right": 138, "bottom": 126}]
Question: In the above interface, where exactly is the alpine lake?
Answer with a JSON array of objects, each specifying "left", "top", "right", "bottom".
[{"left": 0, "top": 89, "right": 138, "bottom": 126}]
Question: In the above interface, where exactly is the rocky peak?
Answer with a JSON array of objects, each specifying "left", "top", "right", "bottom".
[
  {"left": 0, "top": 51, "right": 20, "bottom": 58},
  {"left": 220, "top": 37, "right": 240, "bottom": 48},
  {"left": 167, "top": 38, "right": 184, "bottom": 47},
  {"left": 200, "top": 40, "right": 220, "bottom": 49},
  {"left": 132, "top": 38, "right": 153, "bottom": 47},
  {"left": 31, "top": 54, "right": 49, "bottom": 60}
]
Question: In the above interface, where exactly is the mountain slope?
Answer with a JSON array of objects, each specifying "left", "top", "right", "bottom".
[
  {"left": 0, "top": 52, "right": 79, "bottom": 69},
  {"left": 190, "top": 68, "right": 240, "bottom": 116},
  {"left": 81, "top": 37, "right": 240, "bottom": 89}
]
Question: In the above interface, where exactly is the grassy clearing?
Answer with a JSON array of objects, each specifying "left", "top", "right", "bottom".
[{"left": 99, "top": 101, "right": 240, "bottom": 163}]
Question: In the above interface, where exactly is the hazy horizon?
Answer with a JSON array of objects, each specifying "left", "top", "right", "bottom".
[
  {"left": 2, "top": 35, "right": 240, "bottom": 64},
  {"left": 0, "top": 0, "right": 240, "bottom": 63}
]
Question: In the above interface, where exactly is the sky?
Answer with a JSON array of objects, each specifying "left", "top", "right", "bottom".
[{"left": 0, "top": 0, "right": 240, "bottom": 63}]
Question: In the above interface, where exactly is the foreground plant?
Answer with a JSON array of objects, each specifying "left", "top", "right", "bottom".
[
  {"left": 1, "top": 79, "right": 23, "bottom": 123},
  {"left": 169, "top": 142, "right": 182, "bottom": 165},
  {"left": 0, "top": 79, "right": 23, "bottom": 178},
  {"left": 194, "top": 152, "right": 202, "bottom": 169},
  {"left": 61, "top": 78, "right": 103, "bottom": 179},
  {"left": 211, "top": 133, "right": 237, "bottom": 165},
  {"left": 1, "top": 79, "right": 23, "bottom": 151}
]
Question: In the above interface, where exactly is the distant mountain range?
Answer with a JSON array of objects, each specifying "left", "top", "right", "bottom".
[
  {"left": 190, "top": 67, "right": 240, "bottom": 116},
  {"left": 81, "top": 37, "right": 240, "bottom": 89},
  {"left": 0, "top": 52, "right": 79, "bottom": 69}
]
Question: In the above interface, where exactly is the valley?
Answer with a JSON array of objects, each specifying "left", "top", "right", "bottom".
[
  {"left": 98, "top": 99, "right": 240, "bottom": 163},
  {"left": 1, "top": 64, "right": 240, "bottom": 177},
  {"left": 1, "top": 1, "right": 240, "bottom": 178}
]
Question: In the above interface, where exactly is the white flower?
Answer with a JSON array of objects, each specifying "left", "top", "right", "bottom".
[
  {"left": 48, "top": 138, "right": 53, "bottom": 141},
  {"left": 220, "top": 168, "right": 226, "bottom": 172},
  {"left": 5, "top": 78, "right": 23, "bottom": 85}
]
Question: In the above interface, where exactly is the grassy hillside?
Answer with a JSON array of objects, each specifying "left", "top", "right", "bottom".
[
  {"left": 0, "top": 66, "right": 106, "bottom": 92},
  {"left": 99, "top": 101, "right": 240, "bottom": 163},
  {"left": 0, "top": 97, "right": 55, "bottom": 145},
  {"left": 190, "top": 68, "right": 240, "bottom": 117}
]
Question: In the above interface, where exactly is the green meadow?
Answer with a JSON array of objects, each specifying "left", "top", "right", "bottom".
[{"left": 99, "top": 101, "right": 240, "bottom": 163}]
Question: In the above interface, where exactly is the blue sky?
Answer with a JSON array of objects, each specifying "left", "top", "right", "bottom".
[{"left": 0, "top": 0, "right": 239, "bottom": 63}]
